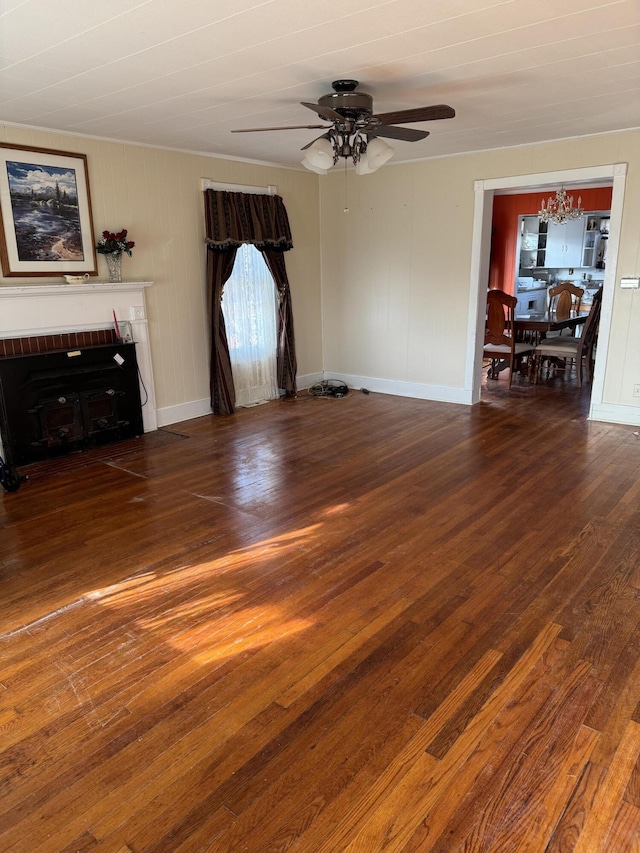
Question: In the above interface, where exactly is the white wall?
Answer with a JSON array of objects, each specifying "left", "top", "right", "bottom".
[
  {"left": 319, "top": 130, "right": 640, "bottom": 415},
  {"left": 3, "top": 124, "right": 640, "bottom": 425},
  {"left": 0, "top": 125, "right": 323, "bottom": 425},
  {"left": 321, "top": 163, "right": 473, "bottom": 400}
]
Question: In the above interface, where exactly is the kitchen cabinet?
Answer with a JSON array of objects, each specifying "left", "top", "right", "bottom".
[
  {"left": 517, "top": 216, "right": 547, "bottom": 271},
  {"left": 582, "top": 213, "right": 609, "bottom": 268},
  {"left": 515, "top": 210, "right": 610, "bottom": 280},
  {"left": 516, "top": 215, "right": 586, "bottom": 271},
  {"left": 543, "top": 218, "right": 586, "bottom": 268}
]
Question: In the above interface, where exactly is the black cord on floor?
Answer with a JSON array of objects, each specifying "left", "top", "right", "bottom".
[{"left": 308, "top": 380, "right": 349, "bottom": 398}]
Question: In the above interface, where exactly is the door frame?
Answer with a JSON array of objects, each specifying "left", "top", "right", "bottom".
[{"left": 465, "top": 163, "right": 627, "bottom": 418}]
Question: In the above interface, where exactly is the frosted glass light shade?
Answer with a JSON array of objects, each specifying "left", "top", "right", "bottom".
[
  {"left": 301, "top": 157, "right": 328, "bottom": 174},
  {"left": 355, "top": 137, "right": 394, "bottom": 174},
  {"left": 301, "top": 137, "right": 334, "bottom": 173}
]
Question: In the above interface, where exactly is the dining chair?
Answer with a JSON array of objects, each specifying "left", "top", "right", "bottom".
[
  {"left": 533, "top": 287, "right": 602, "bottom": 387},
  {"left": 546, "top": 281, "right": 585, "bottom": 338},
  {"left": 484, "top": 289, "right": 534, "bottom": 388},
  {"left": 548, "top": 281, "right": 584, "bottom": 314}
]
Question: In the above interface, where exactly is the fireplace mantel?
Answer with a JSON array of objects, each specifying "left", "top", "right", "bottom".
[{"left": 0, "top": 281, "right": 157, "bottom": 432}]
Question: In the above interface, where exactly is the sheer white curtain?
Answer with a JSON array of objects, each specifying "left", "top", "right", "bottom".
[{"left": 222, "top": 244, "right": 279, "bottom": 407}]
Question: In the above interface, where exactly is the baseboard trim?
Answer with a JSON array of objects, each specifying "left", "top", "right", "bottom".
[
  {"left": 589, "top": 402, "right": 640, "bottom": 426},
  {"left": 297, "top": 372, "right": 324, "bottom": 390},
  {"left": 324, "top": 373, "right": 472, "bottom": 405},
  {"left": 157, "top": 398, "right": 213, "bottom": 427},
  {"left": 156, "top": 372, "right": 327, "bottom": 426}
]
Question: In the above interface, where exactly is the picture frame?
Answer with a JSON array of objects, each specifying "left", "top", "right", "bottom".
[{"left": 0, "top": 142, "right": 98, "bottom": 277}]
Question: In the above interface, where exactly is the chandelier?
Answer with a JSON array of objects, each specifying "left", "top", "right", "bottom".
[
  {"left": 538, "top": 186, "right": 584, "bottom": 224},
  {"left": 301, "top": 129, "right": 394, "bottom": 175}
]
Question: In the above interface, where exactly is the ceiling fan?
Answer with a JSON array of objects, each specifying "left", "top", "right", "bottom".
[{"left": 231, "top": 80, "right": 455, "bottom": 174}]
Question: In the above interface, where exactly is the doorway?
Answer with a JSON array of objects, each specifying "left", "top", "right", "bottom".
[{"left": 466, "top": 163, "right": 627, "bottom": 419}]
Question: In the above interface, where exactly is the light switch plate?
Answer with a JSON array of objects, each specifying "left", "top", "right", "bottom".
[{"left": 620, "top": 277, "right": 640, "bottom": 288}]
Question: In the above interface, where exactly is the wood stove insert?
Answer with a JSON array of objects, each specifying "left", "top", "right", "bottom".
[{"left": 0, "top": 342, "right": 144, "bottom": 466}]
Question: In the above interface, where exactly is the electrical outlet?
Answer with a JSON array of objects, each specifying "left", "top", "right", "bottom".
[
  {"left": 633, "top": 384, "right": 640, "bottom": 398},
  {"left": 130, "top": 306, "right": 145, "bottom": 321}
]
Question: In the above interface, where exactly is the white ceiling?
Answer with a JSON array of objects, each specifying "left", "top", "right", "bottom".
[{"left": 0, "top": 0, "right": 638, "bottom": 170}]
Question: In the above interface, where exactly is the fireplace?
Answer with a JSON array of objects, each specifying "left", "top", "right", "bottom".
[
  {"left": 0, "top": 281, "right": 156, "bottom": 467},
  {"left": 0, "top": 342, "right": 144, "bottom": 465}
]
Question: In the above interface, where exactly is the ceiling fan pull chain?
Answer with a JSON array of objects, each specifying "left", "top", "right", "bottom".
[{"left": 344, "top": 159, "right": 349, "bottom": 214}]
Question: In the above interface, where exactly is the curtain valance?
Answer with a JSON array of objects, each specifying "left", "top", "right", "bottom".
[{"left": 204, "top": 189, "right": 293, "bottom": 251}]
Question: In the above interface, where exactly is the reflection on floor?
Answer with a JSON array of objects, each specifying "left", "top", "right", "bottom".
[
  {"left": 3, "top": 388, "right": 639, "bottom": 851},
  {"left": 482, "top": 356, "right": 592, "bottom": 419}
]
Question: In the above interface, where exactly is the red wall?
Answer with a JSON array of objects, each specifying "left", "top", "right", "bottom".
[{"left": 489, "top": 187, "right": 613, "bottom": 295}]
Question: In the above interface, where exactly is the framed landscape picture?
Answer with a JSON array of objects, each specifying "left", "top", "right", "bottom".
[{"left": 0, "top": 143, "right": 98, "bottom": 277}]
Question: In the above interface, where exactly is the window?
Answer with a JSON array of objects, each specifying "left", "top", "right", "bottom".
[{"left": 222, "top": 244, "right": 279, "bottom": 407}]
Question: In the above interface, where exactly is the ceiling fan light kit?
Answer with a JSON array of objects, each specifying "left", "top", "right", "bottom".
[
  {"left": 301, "top": 136, "right": 334, "bottom": 174},
  {"left": 355, "top": 138, "right": 394, "bottom": 174},
  {"left": 232, "top": 80, "right": 455, "bottom": 176}
]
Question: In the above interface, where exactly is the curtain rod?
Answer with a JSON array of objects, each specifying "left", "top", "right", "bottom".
[{"left": 201, "top": 179, "right": 277, "bottom": 195}]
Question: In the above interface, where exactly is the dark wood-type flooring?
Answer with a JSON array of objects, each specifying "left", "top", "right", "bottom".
[{"left": 2, "top": 371, "right": 640, "bottom": 851}]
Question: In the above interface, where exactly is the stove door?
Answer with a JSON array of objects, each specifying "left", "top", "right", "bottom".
[{"left": 32, "top": 393, "right": 84, "bottom": 448}]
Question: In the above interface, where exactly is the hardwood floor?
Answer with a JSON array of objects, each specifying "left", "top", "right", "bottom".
[{"left": 2, "top": 375, "right": 640, "bottom": 852}]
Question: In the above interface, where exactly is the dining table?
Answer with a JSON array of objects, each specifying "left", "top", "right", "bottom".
[
  {"left": 488, "top": 308, "right": 591, "bottom": 381},
  {"left": 514, "top": 308, "right": 590, "bottom": 341},
  {"left": 486, "top": 306, "right": 592, "bottom": 381}
]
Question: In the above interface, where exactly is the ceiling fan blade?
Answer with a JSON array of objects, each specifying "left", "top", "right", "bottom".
[
  {"left": 373, "top": 105, "right": 456, "bottom": 125},
  {"left": 301, "top": 101, "right": 346, "bottom": 123},
  {"left": 371, "top": 125, "right": 430, "bottom": 142},
  {"left": 231, "top": 124, "right": 330, "bottom": 133}
]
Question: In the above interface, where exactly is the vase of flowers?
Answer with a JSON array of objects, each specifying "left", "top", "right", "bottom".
[
  {"left": 96, "top": 230, "right": 135, "bottom": 282},
  {"left": 104, "top": 252, "right": 122, "bottom": 282}
]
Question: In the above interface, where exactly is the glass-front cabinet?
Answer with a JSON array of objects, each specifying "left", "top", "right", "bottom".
[
  {"left": 516, "top": 211, "right": 610, "bottom": 277},
  {"left": 582, "top": 214, "right": 609, "bottom": 269},
  {"left": 518, "top": 217, "right": 547, "bottom": 271}
]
